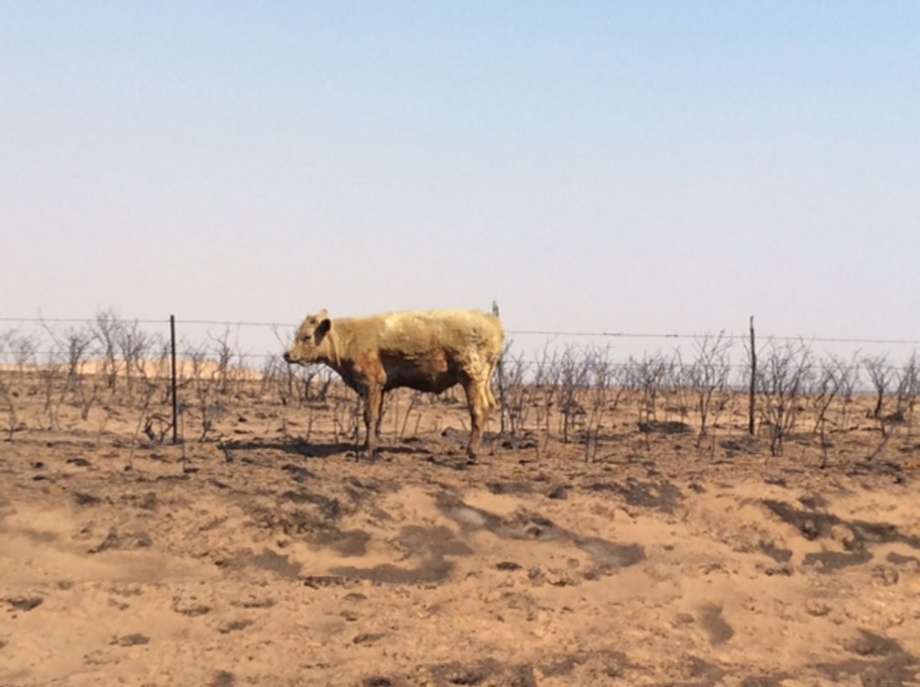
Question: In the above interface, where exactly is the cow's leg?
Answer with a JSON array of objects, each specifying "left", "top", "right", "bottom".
[
  {"left": 374, "top": 390, "right": 386, "bottom": 440},
  {"left": 484, "top": 360, "right": 498, "bottom": 410},
  {"left": 461, "top": 376, "right": 490, "bottom": 463},
  {"left": 363, "top": 385, "right": 383, "bottom": 460}
]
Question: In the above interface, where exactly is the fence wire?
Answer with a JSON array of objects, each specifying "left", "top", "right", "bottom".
[{"left": 2, "top": 315, "right": 919, "bottom": 347}]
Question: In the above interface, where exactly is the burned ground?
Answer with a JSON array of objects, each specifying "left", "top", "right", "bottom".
[{"left": 0, "top": 377, "right": 918, "bottom": 686}]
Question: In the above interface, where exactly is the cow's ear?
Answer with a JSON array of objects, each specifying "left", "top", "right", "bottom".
[{"left": 315, "top": 317, "right": 331, "bottom": 341}]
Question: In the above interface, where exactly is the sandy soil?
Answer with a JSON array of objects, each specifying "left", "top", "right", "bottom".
[{"left": 1, "top": 382, "right": 918, "bottom": 686}]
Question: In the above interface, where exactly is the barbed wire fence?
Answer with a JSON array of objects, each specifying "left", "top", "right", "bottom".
[
  {"left": 1, "top": 309, "right": 918, "bottom": 453},
  {"left": 2, "top": 314, "right": 919, "bottom": 361}
]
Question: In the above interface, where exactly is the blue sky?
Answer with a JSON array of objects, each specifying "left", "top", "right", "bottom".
[{"left": 2, "top": 2, "right": 919, "bottom": 354}]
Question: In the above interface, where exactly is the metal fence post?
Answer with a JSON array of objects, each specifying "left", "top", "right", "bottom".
[
  {"left": 748, "top": 315, "right": 756, "bottom": 436},
  {"left": 492, "top": 300, "right": 506, "bottom": 435},
  {"left": 170, "top": 314, "right": 179, "bottom": 444}
]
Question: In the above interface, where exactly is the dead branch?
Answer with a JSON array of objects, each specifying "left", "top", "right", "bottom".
[{"left": 757, "top": 340, "right": 814, "bottom": 457}]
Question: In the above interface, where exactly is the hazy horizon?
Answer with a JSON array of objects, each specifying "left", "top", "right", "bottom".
[{"left": 3, "top": 3, "right": 918, "bottom": 354}]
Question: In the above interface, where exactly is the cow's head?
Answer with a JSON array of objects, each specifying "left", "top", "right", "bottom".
[{"left": 283, "top": 309, "right": 332, "bottom": 365}]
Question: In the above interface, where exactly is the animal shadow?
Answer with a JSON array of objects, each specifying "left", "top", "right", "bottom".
[
  {"left": 226, "top": 438, "right": 355, "bottom": 459},
  {"left": 227, "top": 438, "right": 433, "bottom": 460}
]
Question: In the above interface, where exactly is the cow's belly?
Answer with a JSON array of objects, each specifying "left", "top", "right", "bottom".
[
  {"left": 385, "top": 369, "right": 458, "bottom": 394},
  {"left": 382, "top": 353, "right": 458, "bottom": 393}
]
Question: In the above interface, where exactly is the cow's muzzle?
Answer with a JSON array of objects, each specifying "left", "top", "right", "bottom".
[{"left": 282, "top": 352, "right": 292, "bottom": 364}]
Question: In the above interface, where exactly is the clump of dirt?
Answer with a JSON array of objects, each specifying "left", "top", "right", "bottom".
[
  {"left": 310, "top": 528, "right": 371, "bottom": 557},
  {"left": 803, "top": 549, "right": 872, "bottom": 571},
  {"left": 111, "top": 633, "right": 150, "bottom": 647},
  {"left": 486, "top": 481, "right": 532, "bottom": 495},
  {"left": 233, "top": 596, "right": 275, "bottom": 609},
  {"left": 816, "top": 631, "right": 920, "bottom": 686},
  {"left": 171, "top": 597, "right": 210, "bottom": 617},
  {"left": 436, "top": 495, "right": 504, "bottom": 532},
  {"left": 497, "top": 431, "right": 539, "bottom": 450},
  {"left": 436, "top": 493, "right": 645, "bottom": 572},
  {"left": 764, "top": 499, "right": 920, "bottom": 572},
  {"left": 887, "top": 551, "right": 920, "bottom": 570},
  {"left": 740, "top": 674, "right": 791, "bottom": 687},
  {"left": 72, "top": 491, "right": 102, "bottom": 507},
  {"left": 764, "top": 500, "right": 918, "bottom": 546},
  {"left": 331, "top": 557, "right": 454, "bottom": 585},
  {"left": 428, "top": 659, "right": 536, "bottom": 687},
  {"left": 222, "top": 549, "right": 302, "bottom": 580},
  {"left": 217, "top": 619, "right": 253, "bottom": 634},
  {"left": 397, "top": 525, "right": 474, "bottom": 559},
  {"left": 845, "top": 630, "right": 905, "bottom": 657},
  {"left": 360, "top": 677, "right": 400, "bottom": 687},
  {"left": 496, "top": 561, "right": 523, "bottom": 571},
  {"left": 88, "top": 529, "right": 153, "bottom": 554},
  {"left": 575, "top": 537, "right": 645, "bottom": 569},
  {"left": 65, "top": 457, "right": 93, "bottom": 468},
  {"left": 638, "top": 420, "right": 691, "bottom": 435},
  {"left": 661, "top": 655, "right": 726, "bottom": 687},
  {"left": 301, "top": 575, "right": 357, "bottom": 589},
  {"left": 5, "top": 596, "right": 43, "bottom": 612},
  {"left": 720, "top": 436, "right": 761, "bottom": 455},
  {"left": 328, "top": 524, "right": 473, "bottom": 586},
  {"left": 758, "top": 541, "right": 793, "bottom": 563},
  {"left": 210, "top": 671, "right": 236, "bottom": 687},
  {"left": 699, "top": 604, "right": 734, "bottom": 645},
  {"left": 586, "top": 477, "right": 683, "bottom": 513},
  {"left": 249, "top": 499, "right": 370, "bottom": 556},
  {"left": 538, "top": 650, "right": 631, "bottom": 680}
]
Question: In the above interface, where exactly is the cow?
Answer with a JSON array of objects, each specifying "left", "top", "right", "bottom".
[{"left": 282, "top": 308, "right": 505, "bottom": 462}]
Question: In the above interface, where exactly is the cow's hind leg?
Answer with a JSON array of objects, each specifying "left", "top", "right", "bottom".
[
  {"left": 484, "top": 360, "right": 498, "bottom": 410},
  {"left": 363, "top": 385, "right": 383, "bottom": 460},
  {"left": 461, "top": 375, "right": 491, "bottom": 463},
  {"left": 374, "top": 390, "right": 385, "bottom": 441}
]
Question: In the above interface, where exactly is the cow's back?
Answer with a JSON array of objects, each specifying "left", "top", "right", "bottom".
[
  {"left": 378, "top": 310, "right": 503, "bottom": 360},
  {"left": 329, "top": 310, "right": 503, "bottom": 392}
]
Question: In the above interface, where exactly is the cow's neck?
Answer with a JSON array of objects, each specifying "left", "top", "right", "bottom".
[{"left": 321, "top": 327, "right": 342, "bottom": 371}]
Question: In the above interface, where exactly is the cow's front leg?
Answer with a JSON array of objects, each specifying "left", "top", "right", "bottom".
[{"left": 363, "top": 385, "right": 383, "bottom": 460}]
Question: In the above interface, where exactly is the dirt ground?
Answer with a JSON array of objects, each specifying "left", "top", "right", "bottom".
[{"left": 1, "top": 382, "right": 919, "bottom": 687}]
